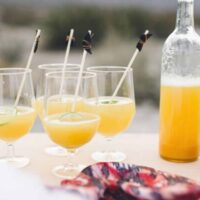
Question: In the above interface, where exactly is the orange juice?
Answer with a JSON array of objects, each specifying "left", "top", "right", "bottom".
[
  {"left": 0, "top": 106, "right": 36, "bottom": 142},
  {"left": 44, "top": 112, "right": 99, "bottom": 149},
  {"left": 34, "top": 95, "right": 84, "bottom": 119},
  {"left": 47, "top": 95, "right": 84, "bottom": 115},
  {"left": 160, "top": 79, "right": 200, "bottom": 162},
  {"left": 86, "top": 97, "right": 135, "bottom": 137}
]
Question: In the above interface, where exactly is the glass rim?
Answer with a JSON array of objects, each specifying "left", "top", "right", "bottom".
[
  {"left": 0, "top": 68, "right": 32, "bottom": 75},
  {"left": 44, "top": 112, "right": 101, "bottom": 124},
  {"left": 46, "top": 71, "right": 97, "bottom": 79},
  {"left": 38, "top": 63, "right": 80, "bottom": 70},
  {"left": 87, "top": 66, "right": 133, "bottom": 73}
]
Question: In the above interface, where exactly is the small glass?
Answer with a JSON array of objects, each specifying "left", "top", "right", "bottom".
[
  {"left": 34, "top": 63, "right": 80, "bottom": 156},
  {"left": 0, "top": 68, "right": 36, "bottom": 168},
  {"left": 43, "top": 71, "right": 100, "bottom": 179},
  {"left": 87, "top": 66, "right": 136, "bottom": 162}
]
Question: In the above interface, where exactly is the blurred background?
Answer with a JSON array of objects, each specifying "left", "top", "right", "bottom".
[{"left": 0, "top": 0, "right": 200, "bottom": 133}]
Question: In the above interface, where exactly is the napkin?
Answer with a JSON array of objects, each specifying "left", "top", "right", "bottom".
[{"left": 61, "top": 162, "right": 200, "bottom": 200}]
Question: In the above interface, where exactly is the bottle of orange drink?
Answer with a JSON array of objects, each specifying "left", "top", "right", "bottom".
[{"left": 160, "top": 0, "right": 200, "bottom": 162}]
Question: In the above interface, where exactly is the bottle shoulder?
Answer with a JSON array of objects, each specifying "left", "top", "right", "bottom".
[
  {"left": 163, "top": 28, "right": 200, "bottom": 52},
  {"left": 161, "top": 29, "right": 200, "bottom": 78}
]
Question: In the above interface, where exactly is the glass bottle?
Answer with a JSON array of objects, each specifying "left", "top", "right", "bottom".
[{"left": 160, "top": 0, "right": 200, "bottom": 162}]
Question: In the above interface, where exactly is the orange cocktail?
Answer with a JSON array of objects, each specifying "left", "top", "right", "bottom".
[
  {"left": 86, "top": 97, "right": 135, "bottom": 137},
  {"left": 44, "top": 112, "right": 99, "bottom": 149},
  {"left": 34, "top": 95, "right": 84, "bottom": 119},
  {"left": 0, "top": 107, "right": 36, "bottom": 142}
]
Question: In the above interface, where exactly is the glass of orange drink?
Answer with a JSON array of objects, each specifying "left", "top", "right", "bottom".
[
  {"left": 0, "top": 68, "right": 36, "bottom": 168},
  {"left": 43, "top": 71, "right": 100, "bottom": 178},
  {"left": 86, "top": 66, "right": 136, "bottom": 162},
  {"left": 34, "top": 63, "right": 80, "bottom": 156}
]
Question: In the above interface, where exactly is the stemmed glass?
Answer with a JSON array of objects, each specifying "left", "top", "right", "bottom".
[
  {"left": 34, "top": 63, "right": 80, "bottom": 156},
  {"left": 0, "top": 68, "right": 36, "bottom": 168},
  {"left": 43, "top": 71, "right": 100, "bottom": 178},
  {"left": 87, "top": 66, "right": 136, "bottom": 162}
]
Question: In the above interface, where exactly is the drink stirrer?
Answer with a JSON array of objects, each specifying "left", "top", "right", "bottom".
[
  {"left": 14, "top": 29, "right": 41, "bottom": 107},
  {"left": 59, "top": 29, "right": 75, "bottom": 95},
  {"left": 111, "top": 30, "right": 152, "bottom": 99},
  {"left": 71, "top": 30, "right": 93, "bottom": 112}
]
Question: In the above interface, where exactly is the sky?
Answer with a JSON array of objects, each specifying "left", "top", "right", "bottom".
[
  {"left": 0, "top": 0, "right": 199, "bottom": 13},
  {"left": 0, "top": 0, "right": 180, "bottom": 11}
]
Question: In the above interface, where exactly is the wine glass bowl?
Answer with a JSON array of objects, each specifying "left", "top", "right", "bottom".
[
  {"left": 43, "top": 71, "right": 100, "bottom": 178},
  {"left": 35, "top": 63, "right": 80, "bottom": 118},
  {"left": 34, "top": 63, "right": 80, "bottom": 156},
  {"left": 0, "top": 68, "right": 36, "bottom": 168},
  {"left": 87, "top": 66, "right": 136, "bottom": 162}
]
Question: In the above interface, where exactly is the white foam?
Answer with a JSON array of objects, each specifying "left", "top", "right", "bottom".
[
  {"left": 86, "top": 97, "right": 134, "bottom": 105},
  {"left": 0, "top": 106, "right": 35, "bottom": 116},
  {"left": 48, "top": 95, "right": 82, "bottom": 103},
  {"left": 44, "top": 112, "right": 99, "bottom": 126},
  {"left": 36, "top": 96, "right": 44, "bottom": 101},
  {"left": 161, "top": 75, "right": 200, "bottom": 87}
]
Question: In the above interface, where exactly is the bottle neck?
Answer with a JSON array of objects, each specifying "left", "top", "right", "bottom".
[{"left": 176, "top": 0, "right": 194, "bottom": 32}]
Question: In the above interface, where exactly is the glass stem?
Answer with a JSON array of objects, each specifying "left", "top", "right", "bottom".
[
  {"left": 65, "top": 149, "right": 76, "bottom": 170},
  {"left": 6, "top": 143, "right": 15, "bottom": 159},
  {"left": 105, "top": 137, "right": 113, "bottom": 153}
]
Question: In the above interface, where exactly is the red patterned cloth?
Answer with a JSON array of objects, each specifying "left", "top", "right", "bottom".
[{"left": 61, "top": 162, "right": 200, "bottom": 200}]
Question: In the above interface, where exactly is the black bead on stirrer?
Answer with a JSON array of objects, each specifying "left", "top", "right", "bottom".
[
  {"left": 136, "top": 30, "right": 152, "bottom": 52},
  {"left": 71, "top": 30, "right": 94, "bottom": 112},
  {"left": 65, "top": 30, "right": 76, "bottom": 46},
  {"left": 112, "top": 30, "right": 152, "bottom": 98},
  {"left": 60, "top": 29, "right": 75, "bottom": 95},
  {"left": 34, "top": 29, "right": 41, "bottom": 53},
  {"left": 15, "top": 29, "right": 41, "bottom": 107},
  {"left": 82, "top": 30, "right": 94, "bottom": 54}
]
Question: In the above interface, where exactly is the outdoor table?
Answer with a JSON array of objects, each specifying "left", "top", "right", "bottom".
[{"left": 0, "top": 133, "right": 199, "bottom": 186}]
